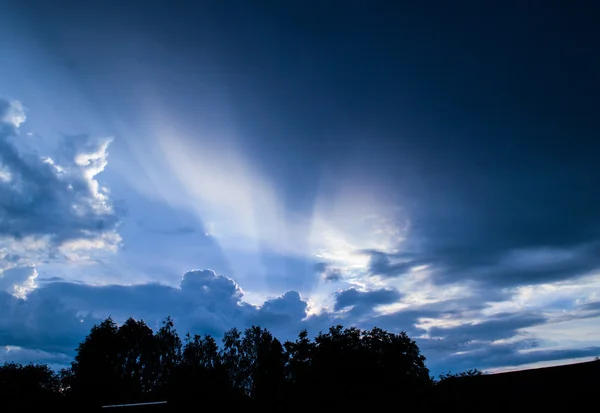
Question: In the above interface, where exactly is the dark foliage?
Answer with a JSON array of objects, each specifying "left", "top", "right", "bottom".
[
  {"left": 1, "top": 316, "right": 597, "bottom": 412},
  {"left": 0, "top": 362, "right": 61, "bottom": 412},
  {"left": 0, "top": 317, "right": 432, "bottom": 411}
]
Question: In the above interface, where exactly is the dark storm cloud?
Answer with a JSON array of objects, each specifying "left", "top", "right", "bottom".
[
  {"left": 365, "top": 250, "right": 419, "bottom": 279},
  {"left": 0, "top": 290, "right": 98, "bottom": 354},
  {"left": 428, "top": 313, "right": 547, "bottom": 346},
  {"left": 365, "top": 241, "right": 600, "bottom": 290},
  {"left": 395, "top": 133, "right": 600, "bottom": 288},
  {"left": 366, "top": 309, "right": 433, "bottom": 337},
  {"left": 333, "top": 287, "right": 402, "bottom": 313}
]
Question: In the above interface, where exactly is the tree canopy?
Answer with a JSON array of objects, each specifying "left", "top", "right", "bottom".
[
  {"left": 2, "top": 316, "right": 597, "bottom": 412},
  {"left": 0, "top": 316, "right": 458, "bottom": 411}
]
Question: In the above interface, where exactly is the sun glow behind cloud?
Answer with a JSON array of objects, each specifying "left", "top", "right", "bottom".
[{"left": 121, "top": 102, "right": 410, "bottom": 301}]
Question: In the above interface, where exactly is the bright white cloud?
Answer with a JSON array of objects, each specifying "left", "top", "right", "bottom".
[{"left": 0, "top": 266, "right": 38, "bottom": 299}]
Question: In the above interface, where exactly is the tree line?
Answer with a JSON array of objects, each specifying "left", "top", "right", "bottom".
[{"left": 1, "top": 316, "right": 478, "bottom": 412}]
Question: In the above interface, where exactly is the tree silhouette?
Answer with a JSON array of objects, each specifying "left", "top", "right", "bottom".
[
  {"left": 69, "top": 317, "right": 122, "bottom": 405},
  {"left": 220, "top": 327, "right": 247, "bottom": 392},
  {"left": 435, "top": 368, "right": 484, "bottom": 409},
  {"left": 10, "top": 315, "right": 580, "bottom": 412},
  {"left": 151, "top": 317, "right": 181, "bottom": 398},
  {"left": 300, "top": 325, "right": 433, "bottom": 408},
  {"left": 283, "top": 329, "right": 314, "bottom": 403},
  {"left": 0, "top": 362, "right": 60, "bottom": 412},
  {"left": 242, "top": 326, "right": 286, "bottom": 406},
  {"left": 116, "top": 318, "right": 156, "bottom": 399}
]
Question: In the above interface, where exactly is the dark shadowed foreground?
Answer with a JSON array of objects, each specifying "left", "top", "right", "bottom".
[{"left": 0, "top": 317, "right": 597, "bottom": 412}]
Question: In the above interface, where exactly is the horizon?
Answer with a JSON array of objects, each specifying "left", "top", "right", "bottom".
[{"left": 1, "top": 1, "right": 599, "bottom": 377}]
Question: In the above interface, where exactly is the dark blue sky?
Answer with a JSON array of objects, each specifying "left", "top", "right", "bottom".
[{"left": 0, "top": 1, "right": 599, "bottom": 374}]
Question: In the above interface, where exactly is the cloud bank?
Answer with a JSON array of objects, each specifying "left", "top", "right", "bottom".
[{"left": 1, "top": 268, "right": 599, "bottom": 375}]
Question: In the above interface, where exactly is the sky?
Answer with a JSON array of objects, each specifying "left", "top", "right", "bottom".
[{"left": 0, "top": 1, "right": 599, "bottom": 375}]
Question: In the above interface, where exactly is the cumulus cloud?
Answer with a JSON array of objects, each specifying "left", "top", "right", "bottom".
[
  {"left": 0, "top": 99, "right": 121, "bottom": 296},
  {"left": 181, "top": 269, "right": 243, "bottom": 305},
  {"left": 0, "top": 269, "right": 312, "bottom": 355},
  {"left": 260, "top": 291, "right": 307, "bottom": 320}
]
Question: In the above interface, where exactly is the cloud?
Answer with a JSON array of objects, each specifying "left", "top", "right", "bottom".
[
  {"left": 180, "top": 269, "right": 243, "bottom": 305},
  {"left": 315, "top": 262, "right": 342, "bottom": 282},
  {"left": 0, "top": 346, "right": 72, "bottom": 369},
  {"left": 362, "top": 291, "right": 516, "bottom": 340},
  {"left": 364, "top": 242, "right": 600, "bottom": 290},
  {"left": 333, "top": 287, "right": 402, "bottom": 313},
  {"left": 430, "top": 340, "right": 600, "bottom": 374},
  {"left": 0, "top": 266, "right": 38, "bottom": 298},
  {"left": 0, "top": 128, "right": 118, "bottom": 244},
  {"left": 260, "top": 291, "right": 307, "bottom": 321},
  {"left": 0, "top": 269, "right": 312, "bottom": 356},
  {"left": 390, "top": 164, "right": 600, "bottom": 289},
  {"left": 252, "top": 291, "right": 309, "bottom": 335},
  {"left": 414, "top": 311, "right": 564, "bottom": 374},
  {"left": 581, "top": 301, "right": 600, "bottom": 312},
  {"left": 0, "top": 290, "right": 98, "bottom": 355},
  {"left": 357, "top": 143, "right": 600, "bottom": 289},
  {"left": 365, "top": 250, "right": 421, "bottom": 278},
  {"left": 0, "top": 100, "right": 26, "bottom": 128},
  {"left": 428, "top": 312, "right": 547, "bottom": 346},
  {"left": 0, "top": 99, "right": 121, "bottom": 296}
]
